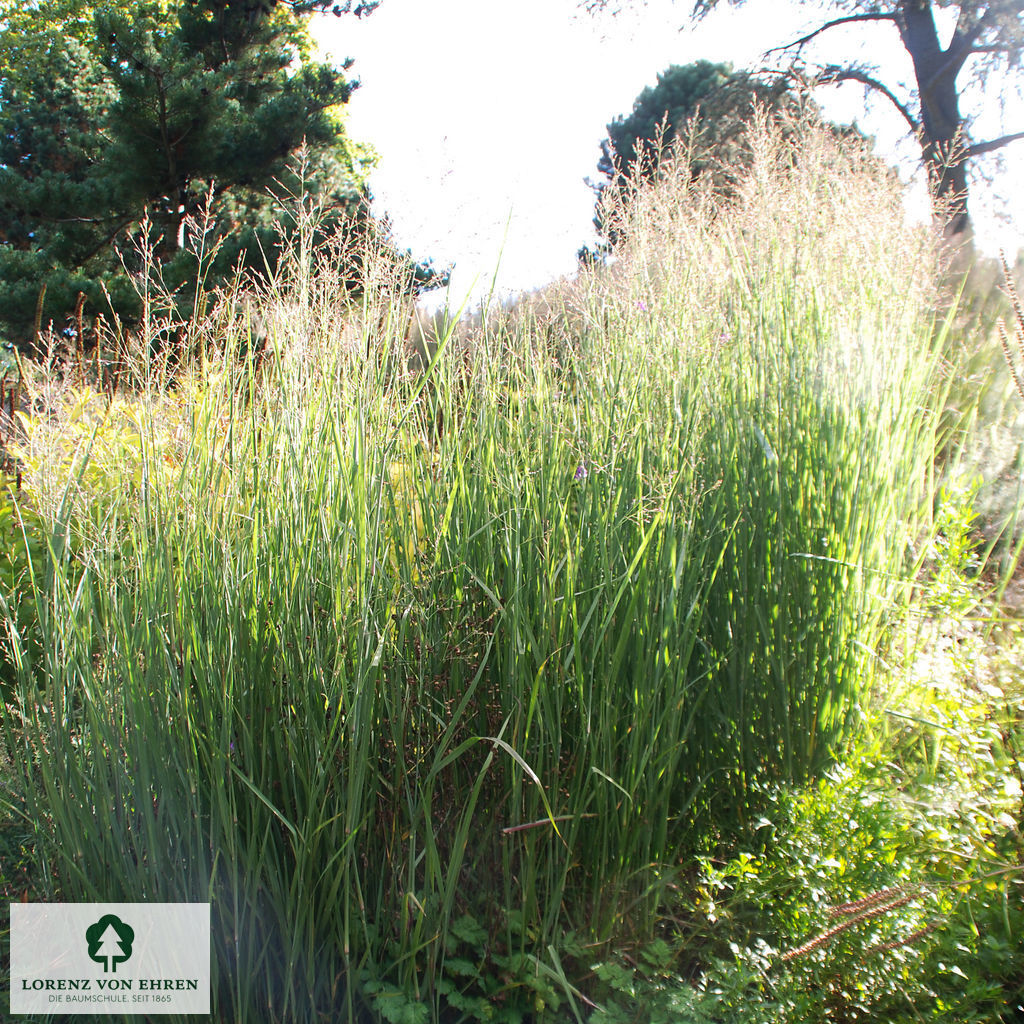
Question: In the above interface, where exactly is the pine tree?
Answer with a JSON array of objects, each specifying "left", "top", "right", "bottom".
[
  {"left": 0, "top": 0, "right": 427, "bottom": 349},
  {"left": 584, "top": 60, "right": 848, "bottom": 256}
]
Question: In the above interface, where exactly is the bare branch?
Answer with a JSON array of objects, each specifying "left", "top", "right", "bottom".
[
  {"left": 764, "top": 12, "right": 898, "bottom": 59},
  {"left": 964, "top": 43, "right": 1022, "bottom": 57},
  {"left": 950, "top": 4, "right": 993, "bottom": 55},
  {"left": 950, "top": 0, "right": 1023, "bottom": 54},
  {"left": 966, "top": 129, "right": 1024, "bottom": 159},
  {"left": 815, "top": 65, "right": 920, "bottom": 135},
  {"left": 71, "top": 217, "right": 136, "bottom": 269},
  {"left": 937, "top": 4, "right": 1021, "bottom": 86},
  {"left": 952, "top": 2, "right": 976, "bottom": 42}
]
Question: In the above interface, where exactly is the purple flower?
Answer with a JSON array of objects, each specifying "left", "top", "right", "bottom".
[
  {"left": 574, "top": 462, "right": 588, "bottom": 482},
  {"left": 636, "top": 300, "right": 648, "bottom": 312}
]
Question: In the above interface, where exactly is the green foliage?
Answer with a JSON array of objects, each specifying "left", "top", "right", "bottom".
[
  {"left": 12, "top": 384, "right": 189, "bottom": 528},
  {"left": 586, "top": 463, "right": 1024, "bottom": 1023},
  {"left": 924, "top": 474, "right": 985, "bottom": 616},
  {"left": 0, "top": 0, "right": 438, "bottom": 349},
  {"left": 590, "top": 742, "right": 1023, "bottom": 1024},
  {"left": 362, "top": 912, "right": 578, "bottom": 1023},
  {"left": 589, "top": 939, "right": 715, "bottom": 1024},
  {"left": 691, "top": 766, "right": 954, "bottom": 1020}
]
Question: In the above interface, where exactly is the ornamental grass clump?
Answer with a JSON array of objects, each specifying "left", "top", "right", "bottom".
[
  {"left": 589, "top": 109, "right": 948, "bottom": 826},
  {"left": 1, "top": 114, "right": 952, "bottom": 1021}
]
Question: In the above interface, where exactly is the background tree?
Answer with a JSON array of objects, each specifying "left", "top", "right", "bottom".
[
  {"left": 599, "top": 60, "right": 797, "bottom": 174},
  {"left": 585, "top": 0, "right": 1024, "bottom": 239},
  {"left": 584, "top": 59, "right": 830, "bottom": 254},
  {"left": 0, "top": 1, "right": 132, "bottom": 342},
  {"left": 0, "top": 0, "right": 438, "bottom": 350}
]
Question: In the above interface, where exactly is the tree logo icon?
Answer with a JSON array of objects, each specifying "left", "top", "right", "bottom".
[{"left": 85, "top": 914, "right": 135, "bottom": 973}]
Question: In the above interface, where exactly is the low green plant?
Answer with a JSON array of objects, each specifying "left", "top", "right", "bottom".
[
  {"left": 589, "top": 740, "right": 1022, "bottom": 1024},
  {"left": 361, "top": 911, "right": 584, "bottom": 1024}
]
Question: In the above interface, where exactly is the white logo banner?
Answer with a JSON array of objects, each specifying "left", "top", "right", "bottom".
[{"left": 9, "top": 902, "right": 210, "bottom": 1015}]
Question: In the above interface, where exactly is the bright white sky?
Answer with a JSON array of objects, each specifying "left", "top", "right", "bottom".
[{"left": 313, "top": 0, "right": 1023, "bottom": 307}]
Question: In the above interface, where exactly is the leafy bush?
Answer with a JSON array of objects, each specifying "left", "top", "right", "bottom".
[
  {"left": 12, "top": 384, "right": 189, "bottom": 531},
  {"left": 590, "top": 745, "right": 1022, "bottom": 1024}
]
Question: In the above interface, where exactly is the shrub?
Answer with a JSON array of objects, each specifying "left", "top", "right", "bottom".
[{"left": 590, "top": 744, "right": 1022, "bottom": 1024}]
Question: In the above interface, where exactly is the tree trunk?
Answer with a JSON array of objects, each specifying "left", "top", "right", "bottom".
[{"left": 897, "top": 0, "right": 972, "bottom": 237}]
